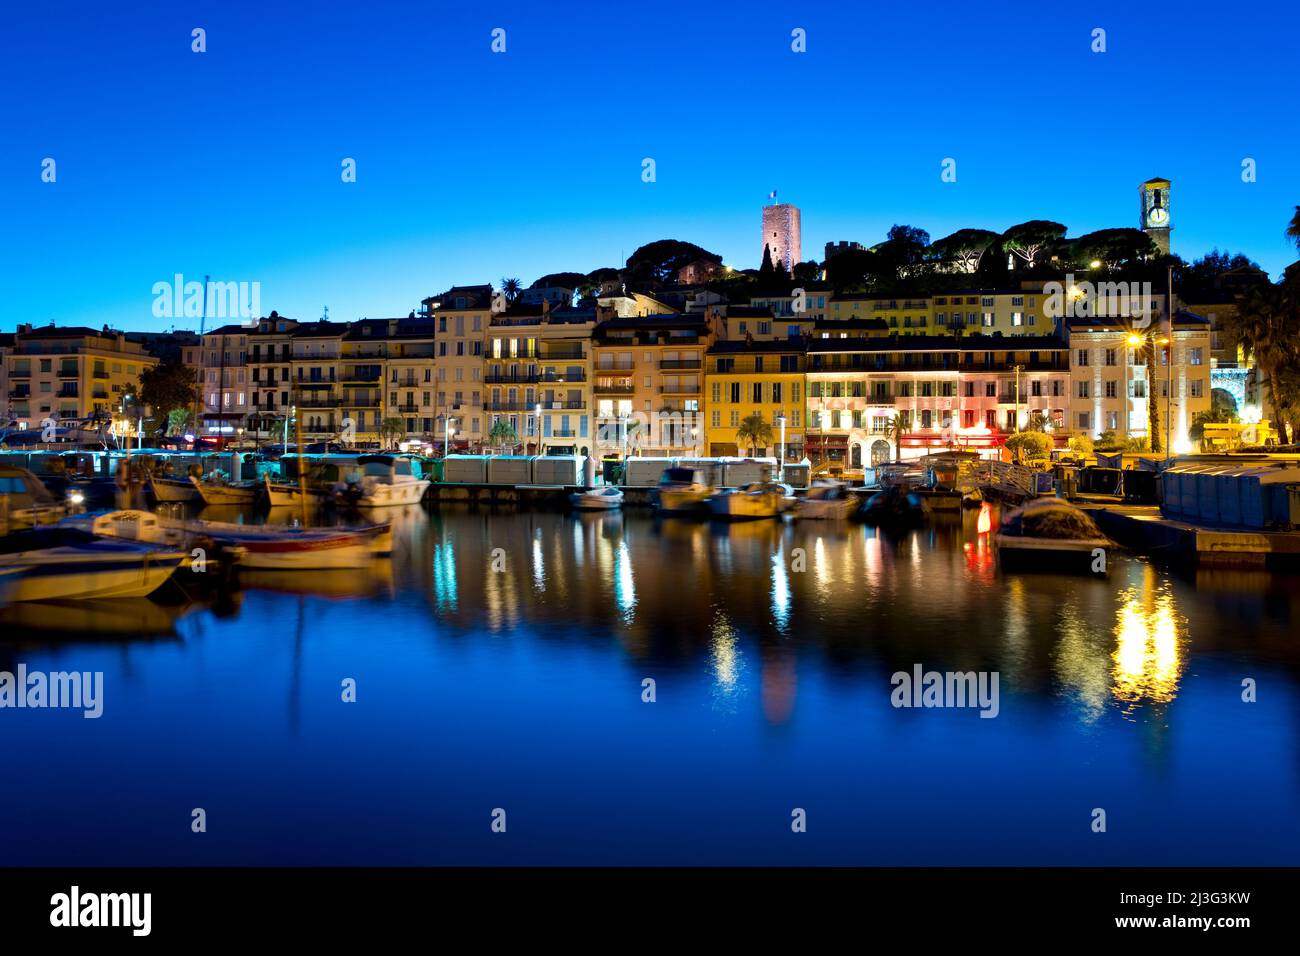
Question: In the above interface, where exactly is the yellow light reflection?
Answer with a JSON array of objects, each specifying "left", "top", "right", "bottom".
[
  {"left": 1112, "top": 582, "right": 1184, "bottom": 709},
  {"left": 711, "top": 613, "right": 740, "bottom": 693}
]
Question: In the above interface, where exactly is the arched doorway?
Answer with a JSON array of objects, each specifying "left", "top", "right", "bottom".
[
  {"left": 870, "top": 439, "right": 892, "bottom": 465},
  {"left": 850, "top": 443, "right": 862, "bottom": 469}
]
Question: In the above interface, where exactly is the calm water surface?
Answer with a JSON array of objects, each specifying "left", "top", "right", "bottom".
[{"left": 2, "top": 504, "right": 1298, "bottom": 865}]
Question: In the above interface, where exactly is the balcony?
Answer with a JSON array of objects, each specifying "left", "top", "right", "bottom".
[
  {"left": 486, "top": 372, "right": 540, "bottom": 384},
  {"left": 296, "top": 397, "right": 338, "bottom": 408},
  {"left": 9, "top": 369, "right": 31, "bottom": 378},
  {"left": 541, "top": 345, "right": 585, "bottom": 360},
  {"left": 397, "top": 403, "right": 420, "bottom": 413},
  {"left": 340, "top": 368, "right": 381, "bottom": 383},
  {"left": 58, "top": 368, "right": 79, "bottom": 378},
  {"left": 296, "top": 379, "right": 335, "bottom": 388},
  {"left": 341, "top": 396, "right": 382, "bottom": 408},
  {"left": 395, "top": 378, "right": 420, "bottom": 388},
  {"left": 93, "top": 370, "right": 109, "bottom": 379},
  {"left": 594, "top": 383, "right": 635, "bottom": 395},
  {"left": 660, "top": 359, "right": 701, "bottom": 370},
  {"left": 595, "top": 362, "right": 636, "bottom": 372},
  {"left": 58, "top": 387, "right": 79, "bottom": 398},
  {"left": 8, "top": 388, "right": 31, "bottom": 399},
  {"left": 659, "top": 384, "right": 701, "bottom": 395}
]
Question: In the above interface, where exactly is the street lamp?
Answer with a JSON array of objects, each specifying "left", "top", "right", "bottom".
[
  {"left": 534, "top": 402, "right": 543, "bottom": 455},
  {"left": 775, "top": 414, "right": 787, "bottom": 479},
  {"left": 445, "top": 418, "right": 456, "bottom": 459}
]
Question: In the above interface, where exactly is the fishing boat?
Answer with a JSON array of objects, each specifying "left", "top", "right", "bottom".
[
  {"left": 995, "top": 499, "right": 1112, "bottom": 575},
  {"left": 707, "top": 482, "right": 782, "bottom": 521},
  {"left": 570, "top": 486, "right": 624, "bottom": 511},
  {"left": 190, "top": 474, "right": 259, "bottom": 506},
  {"left": 655, "top": 467, "right": 712, "bottom": 515},
  {"left": 337, "top": 455, "right": 430, "bottom": 508},
  {"left": 262, "top": 472, "right": 329, "bottom": 508},
  {"left": 793, "top": 480, "right": 855, "bottom": 520},
  {"left": 0, "top": 528, "right": 185, "bottom": 601},
  {"left": 149, "top": 474, "right": 202, "bottom": 503},
  {"left": 178, "top": 518, "right": 393, "bottom": 570}
]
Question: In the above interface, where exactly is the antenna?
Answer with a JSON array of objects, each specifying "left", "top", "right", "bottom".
[{"left": 200, "top": 273, "right": 211, "bottom": 335}]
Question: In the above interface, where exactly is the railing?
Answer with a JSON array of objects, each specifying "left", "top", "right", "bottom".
[
  {"left": 339, "top": 369, "right": 381, "bottom": 382},
  {"left": 658, "top": 384, "right": 701, "bottom": 394},
  {"left": 8, "top": 369, "right": 31, "bottom": 378},
  {"left": 594, "top": 384, "right": 634, "bottom": 395},
  {"left": 58, "top": 368, "right": 79, "bottom": 377},
  {"left": 296, "top": 379, "right": 335, "bottom": 387},
  {"left": 397, "top": 404, "right": 420, "bottom": 413},
  {"left": 595, "top": 362, "right": 636, "bottom": 371},
  {"left": 58, "top": 388, "right": 79, "bottom": 398},
  {"left": 93, "top": 370, "right": 109, "bottom": 379},
  {"left": 660, "top": 359, "right": 701, "bottom": 370},
  {"left": 541, "top": 346, "right": 585, "bottom": 360},
  {"left": 8, "top": 389, "right": 31, "bottom": 399},
  {"left": 970, "top": 459, "right": 1036, "bottom": 497}
]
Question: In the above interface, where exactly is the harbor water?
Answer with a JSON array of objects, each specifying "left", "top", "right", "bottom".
[{"left": 2, "top": 504, "right": 1298, "bottom": 865}]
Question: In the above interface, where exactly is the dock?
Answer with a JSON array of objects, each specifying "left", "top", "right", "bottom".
[{"left": 1080, "top": 503, "right": 1300, "bottom": 569}]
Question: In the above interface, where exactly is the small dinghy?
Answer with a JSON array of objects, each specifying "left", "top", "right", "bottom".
[
  {"left": 995, "top": 498, "right": 1113, "bottom": 575},
  {"left": 570, "top": 486, "right": 623, "bottom": 511},
  {"left": 180, "top": 519, "right": 392, "bottom": 571}
]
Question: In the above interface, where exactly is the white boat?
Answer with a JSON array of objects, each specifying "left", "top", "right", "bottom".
[
  {"left": 570, "top": 486, "right": 624, "bottom": 511},
  {"left": 707, "top": 482, "right": 782, "bottom": 521},
  {"left": 655, "top": 467, "right": 712, "bottom": 515},
  {"left": 0, "top": 529, "right": 185, "bottom": 601},
  {"left": 149, "top": 474, "right": 202, "bottom": 503},
  {"left": 190, "top": 474, "right": 259, "bottom": 506},
  {"left": 338, "top": 455, "right": 430, "bottom": 508},
  {"left": 793, "top": 480, "right": 855, "bottom": 520}
]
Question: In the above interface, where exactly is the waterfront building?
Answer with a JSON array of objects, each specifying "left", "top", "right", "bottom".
[
  {"left": 827, "top": 293, "right": 935, "bottom": 333},
  {"left": 591, "top": 311, "right": 718, "bottom": 457},
  {"left": 380, "top": 317, "right": 439, "bottom": 446},
  {"left": 288, "top": 321, "right": 346, "bottom": 441},
  {"left": 1066, "top": 309, "right": 1212, "bottom": 448},
  {"left": 805, "top": 333, "right": 1070, "bottom": 468},
  {"left": 750, "top": 285, "right": 833, "bottom": 324},
  {"left": 761, "top": 200, "right": 802, "bottom": 272},
  {"left": 486, "top": 301, "right": 595, "bottom": 455},
  {"left": 595, "top": 287, "right": 674, "bottom": 318},
  {"left": 931, "top": 289, "right": 1050, "bottom": 335},
  {"left": 712, "top": 305, "right": 814, "bottom": 342},
  {"left": 704, "top": 337, "right": 806, "bottom": 460},
  {"left": 4, "top": 324, "right": 157, "bottom": 433},
  {"left": 423, "top": 284, "right": 494, "bottom": 450},
  {"left": 247, "top": 313, "right": 300, "bottom": 438},
  {"left": 199, "top": 325, "right": 252, "bottom": 439}
]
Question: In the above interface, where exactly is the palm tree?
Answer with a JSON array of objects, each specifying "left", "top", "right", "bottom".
[
  {"left": 501, "top": 278, "right": 522, "bottom": 303},
  {"left": 882, "top": 411, "right": 908, "bottom": 462},
  {"left": 735, "top": 413, "right": 773, "bottom": 456},
  {"left": 378, "top": 416, "right": 406, "bottom": 450},
  {"left": 1232, "top": 282, "right": 1299, "bottom": 443},
  {"left": 1286, "top": 205, "right": 1300, "bottom": 254},
  {"left": 487, "top": 418, "right": 519, "bottom": 453}
]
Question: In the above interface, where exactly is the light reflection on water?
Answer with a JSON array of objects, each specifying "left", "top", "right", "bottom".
[{"left": 1, "top": 503, "right": 1298, "bottom": 865}]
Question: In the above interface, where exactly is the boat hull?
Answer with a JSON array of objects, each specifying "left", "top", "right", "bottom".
[
  {"left": 570, "top": 490, "right": 623, "bottom": 511},
  {"left": 149, "top": 476, "right": 201, "bottom": 503},
  {"left": 190, "top": 476, "right": 258, "bottom": 506},
  {"left": 353, "top": 479, "right": 430, "bottom": 508},
  {"left": 708, "top": 492, "right": 779, "bottom": 521},
  {"left": 0, "top": 544, "right": 184, "bottom": 601},
  {"left": 793, "top": 498, "right": 855, "bottom": 520},
  {"left": 994, "top": 534, "right": 1111, "bottom": 575},
  {"left": 657, "top": 488, "right": 710, "bottom": 514}
]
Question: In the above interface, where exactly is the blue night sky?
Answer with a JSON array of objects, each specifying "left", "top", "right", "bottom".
[{"left": 3, "top": 0, "right": 1297, "bottom": 332}]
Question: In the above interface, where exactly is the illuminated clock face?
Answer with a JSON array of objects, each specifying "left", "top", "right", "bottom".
[{"left": 1147, "top": 207, "right": 1168, "bottom": 226}]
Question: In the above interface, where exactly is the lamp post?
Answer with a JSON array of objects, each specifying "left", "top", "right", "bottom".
[
  {"left": 445, "top": 418, "right": 456, "bottom": 459},
  {"left": 1012, "top": 365, "right": 1023, "bottom": 433},
  {"left": 775, "top": 414, "right": 787, "bottom": 479},
  {"left": 534, "top": 402, "right": 543, "bottom": 455}
]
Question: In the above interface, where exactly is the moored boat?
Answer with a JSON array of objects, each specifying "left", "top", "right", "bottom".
[
  {"left": 0, "top": 465, "right": 69, "bottom": 530},
  {"left": 655, "top": 467, "right": 712, "bottom": 515},
  {"left": 570, "top": 486, "right": 624, "bottom": 511},
  {"left": 337, "top": 455, "right": 430, "bottom": 508},
  {"left": 860, "top": 484, "right": 924, "bottom": 527},
  {"left": 148, "top": 474, "right": 202, "bottom": 503},
  {"left": 190, "top": 475, "right": 259, "bottom": 506},
  {"left": 262, "top": 472, "right": 329, "bottom": 508},
  {"left": 182, "top": 519, "right": 392, "bottom": 570},
  {"left": 793, "top": 480, "right": 855, "bottom": 520},
  {"left": 0, "top": 529, "right": 185, "bottom": 602},
  {"left": 707, "top": 482, "right": 782, "bottom": 521},
  {"left": 995, "top": 499, "right": 1113, "bottom": 575}
]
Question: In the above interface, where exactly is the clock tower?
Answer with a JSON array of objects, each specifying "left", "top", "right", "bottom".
[{"left": 1139, "top": 177, "right": 1171, "bottom": 255}]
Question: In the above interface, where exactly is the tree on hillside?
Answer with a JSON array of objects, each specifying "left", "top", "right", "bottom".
[
  {"left": 1001, "top": 220, "right": 1067, "bottom": 269},
  {"left": 1286, "top": 206, "right": 1300, "bottom": 253},
  {"left": 929, "top": 228, "right": 999, "bottom": 274},
  {"left": 873, "top": 225, "right": 931, "bottom": 280},
  {"left": 624, "top": 240, "right": 722, "bottom": 284},
  {"left": 1072, "top": 228, "right": 1158, "bottom": 270},
  {"left": 1230, "top": 280, "right": 1300, "bottom": 443},
  {"left": 530, "top": 272, "right": 588, "bottom": 290},
  {"left": 825, "top": 247, "right": 884, "bottom": 292}
]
